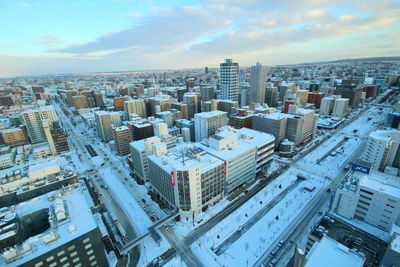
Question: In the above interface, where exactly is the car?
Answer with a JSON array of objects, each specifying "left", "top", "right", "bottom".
[
  {"left": 101, "top": 163, "right": 105, "bottom": 166},
  {"left": 244, "top": 189, "right": 249, "bottom": 194},
  {"left": 278, "top": 240, "right": 284, "bottom": 247},
  {"left": 150, "top": 216, "right": 156, "bottom": 222}
]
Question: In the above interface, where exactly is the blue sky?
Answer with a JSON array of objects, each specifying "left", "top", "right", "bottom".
[{"left": 0, "top": 0, "right": 399, "bottom": 77}]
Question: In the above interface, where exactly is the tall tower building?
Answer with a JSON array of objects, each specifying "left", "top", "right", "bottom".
[
  {"left": 95, "top": 111, "right": 113, "bottom": 141},
  {"left": 194, "top": 110, "right": 227, "bottom": 142},
  {"left": 220, "top": 59, "right": 239, "bottom": 102},
  {"left": 21, "top": 110, "right": 46, "bottom": 144},
  {"left": 250, "top": 62, "right": 267, "bottom": 105},
  {"left": 93, "top": 91, "right": 105, "bottom": 109},
  {"left": 183, "top": 92, "right": 199, "bottom": 119},
  {"left": 113, "top": 126, "right": 132, "bottom": 156}
]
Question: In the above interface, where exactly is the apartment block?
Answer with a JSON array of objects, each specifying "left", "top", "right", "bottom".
[
  {"left": 194, "top": 110, "right": 227, "bottom": 142},
  {"left": 113, "top": 126, "right": 131, "bottom": 156}
]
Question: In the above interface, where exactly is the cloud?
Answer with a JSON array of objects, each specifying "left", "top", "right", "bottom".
[
  {"left": 40, "top": 35, "right": 66, "bottom": 45},
  {"left": 2, "top": 0, "right": 400, "bottom": 77},
  {"left": 127, "top": 12, "right": 142, "bottom": 18}
]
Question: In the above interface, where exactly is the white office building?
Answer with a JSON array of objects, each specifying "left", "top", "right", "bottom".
[
  {"left": 360, "top": 129, "right": 400, "bottom": 172},
  {"left": 199, "top": 129, "right": 256, "bottom": 193},
  {"left": 194, "top": 110, "right": 227, "bottom": 142},
  {"left": 332, "top": 174, "right": 400, "bottom": 232},
  {"left": 220, "top": 59, "right": 239, "bottom": 102},
  {"left": 331, "top": 98, "right": 349, "bottom": 118},
  {"left": 130, "top": 137, "right": 161, "bottom": 182}
]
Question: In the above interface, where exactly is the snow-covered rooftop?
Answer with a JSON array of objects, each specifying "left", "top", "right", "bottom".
[
  {"left": 0, "top": 186, "right": 97, "bottom": 266},
  {"left": 305, "top": 236, "right": 365, "bottom": 267}
]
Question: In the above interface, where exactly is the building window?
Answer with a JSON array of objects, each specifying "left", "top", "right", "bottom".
[
  {"left": 60, "top": 257, "right": 68, "bottom": 263},
  {"left": 85, "top": 244, "right": 92, "bottom": 249},
  {"left": 57, "top": 251, "right": 65, "bottom": 257},
  {"left": 46, "top": 256, "right": 55, "bottom": 262},
  {"left": 70, "top": 251, "right": 78, "bottom": 257},
  {"left": 82, "top": 237, "right": 90, "bottom": 244},
  {"left": 49, "top": 262, "right": 57, "bottom": 267},
  {"left": 35, "top": 262, "right": 44, "bottom": 267},
  {"left": 67, "top": 245, "right": 76, "bottom": 251},
  {"left": 72, "top": 258, "right": 80, "bottom": 263},
  {"left": 89, "top": 255, "right": 95, "bottom": 261}
]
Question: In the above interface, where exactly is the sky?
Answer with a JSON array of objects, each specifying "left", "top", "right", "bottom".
[{"left": 0, "top": 0, "right": 399, "bottom": 77}]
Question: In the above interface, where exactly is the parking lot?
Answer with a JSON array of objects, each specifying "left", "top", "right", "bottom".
[{"left": 310, "top": 215, "right": 388, "bottom": 267}]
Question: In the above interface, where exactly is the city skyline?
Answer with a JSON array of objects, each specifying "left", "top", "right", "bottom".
[{"left": 0, "top": 0, "right": 399, "bottom": 78}]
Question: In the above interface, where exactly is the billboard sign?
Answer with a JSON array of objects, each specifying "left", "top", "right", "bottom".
[{"left": 351, "top": 163, "right": 370, "bottom": 174}]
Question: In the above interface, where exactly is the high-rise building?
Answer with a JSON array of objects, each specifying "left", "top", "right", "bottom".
[
  {"left": 130, "top": 137, "right": 161, "bottom": 182},
  {"left": 360, "top": 129, "right": 400, "bottom": 172},
  {"left": 113, "top": 126, "right": 131, "bottom": 156},
  {"left": 331, "top": 98, "right": 349, "bottom": 118},
  {"left": 220, "top": 59, "right": 239, "bottom": 102},
  {"left": 249, "top": 62, "right": 267, "bottom": 105},
  {"left": 252, "top": 113, "right": 291, "bottom": 148},
  {"left": 81, "top": 90, "right": 94, "bottom": 108},
  {"left": 114, "top": 96, "right": 128, "bottom": 111},
  {"left": 307, "top": 92, "right": 325, "bottom": 108},
  {"left": 39, "top": 105, "right": 58, "bottom": 123},
  {"left": 183, "top": 92, "right": 199, "bottom": 119},
  {"left": 72, "top": 95, "right": 89, "bottom": 110},
  {"left": 95, "top": 111, "right": 113, "bottom": 141},
  {"left": 217, "top": 99, "right": 238, "bottom": 116},
  {"left": 50, "top": 122, "right": 70, "bottom": 154},
  {"left": 124, "top": 99, "right": 146, "bottom": 118},
  {"left": 177, "top": 88, "right": 188, "bottom": 102},
  {"left": 93, "top": 91, "right": 105, "bottom": 109},
  {"left": 200, "top": 86, "right": 215, "bottom": 102},
  {"left": 194, "top": 110, "right": 227, "bottom": 142},
  {"left": 171, "top": 102, "right": 189, "bottom": 120},
  {"left": 265, "top": 87, "right": 278, "bottom": 107},
  {"left": 21, "top": 110, "right": 46, "bottom": 144},
  {"left": 134, "top": 84, "right": 145, "bottom": 97}
]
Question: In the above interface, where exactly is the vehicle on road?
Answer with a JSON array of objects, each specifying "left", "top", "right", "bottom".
[
  {"left": 278, "top": 240, "right": 284, "bottom": 247},
  {"left": 150, "top": 216, "right": 156, "bottom": 222}
]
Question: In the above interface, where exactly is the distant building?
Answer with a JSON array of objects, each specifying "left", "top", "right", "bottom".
[
  {"left": 81, "top": 90, "right": 94, "bottom": 108},
  {"left": 307, "top": 92, "right": 325, "bottom": 109},
  {"left": 220, "top": 59, "right": 239, "bottom": 102},
  {"left": 229, "top": 109, "right": 253, "bottom": 129},
  {"left": 132, "top": 121, "right": 154, "bottom": 141},
  {"left": 124, "top": 99, "right": 146, "bottom": 118},
  {"left": 200, "top": 86, "right": 215, "bottom": 102},
  {"left": 265, "top": 87, "right": 278, "bottom": 107},
  {"left": 252, "top": 113, "right": 291, "bottom": 148},
  {"left": 249, "top": 62, "right": 267, "bottom": 106},
  {"left": 93, "top": 91, "right": 104, "bottom": 109},
  {"left": 113, "top": 96, "right": 128, "bottom": 111},
  {"left": 72, "top": 95, "right": 89, "bottom": 110},
  {"left": 65, "top": 90, "right": 78, "bottom": 107},
  {"left": 183, "top": 92, "right": 199, "bottom": 119},
  {"left": 194, "top": 110, "right": 227, "bottom": 142}
]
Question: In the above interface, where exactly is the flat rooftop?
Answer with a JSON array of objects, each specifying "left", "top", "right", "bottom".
[
  {"left": 305, "top": 236, "right": 365, "bottom": 267},
  {"left": 0, "top": 186, "right": 97, "bottom": 266}
]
